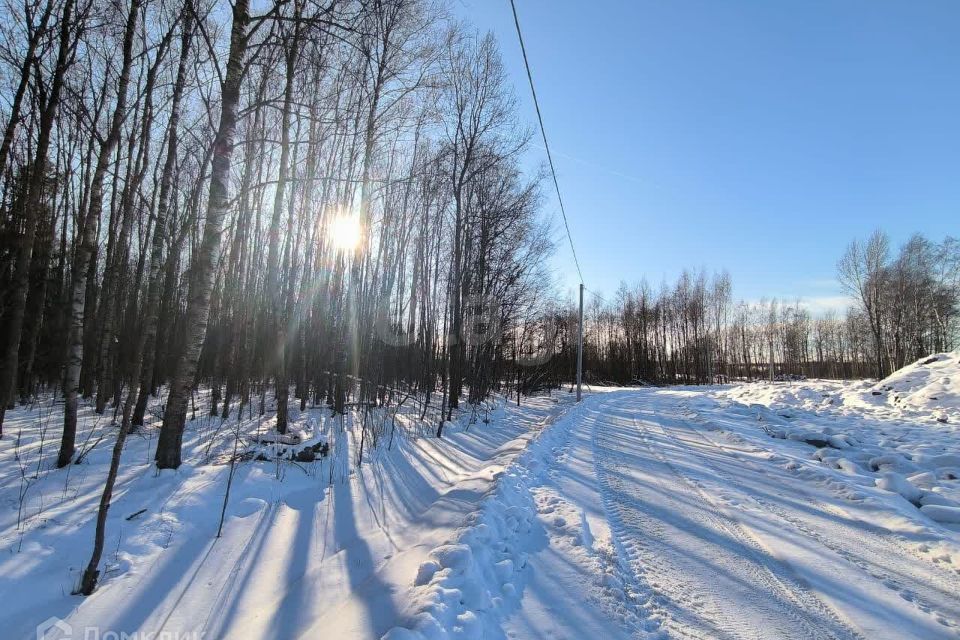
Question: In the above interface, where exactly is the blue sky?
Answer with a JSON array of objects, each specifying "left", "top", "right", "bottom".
[{"left": 452, "top": 0, "right": 960, "bottom": 311}]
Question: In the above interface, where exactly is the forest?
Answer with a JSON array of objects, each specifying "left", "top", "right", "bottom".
[{"left": 0, "top": 0, "right": 557, "bottom": 461}]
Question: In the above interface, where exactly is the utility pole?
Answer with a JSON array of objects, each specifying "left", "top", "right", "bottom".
[
  {"left": 769, "top": 335, "right": 775, "bottom": 382},
  {"left": 577, "top": 283, "right": 583, "bottom": 401}
]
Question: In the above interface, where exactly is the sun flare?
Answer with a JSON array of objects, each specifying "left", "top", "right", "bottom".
[{"left": 329, "top": 214, "right": 362, "bottom": 252}]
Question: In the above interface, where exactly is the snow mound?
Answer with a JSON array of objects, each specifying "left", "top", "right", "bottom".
[
  {"left": 717, "top": 351, "right": 960, "bottom": 533},
  {"left": 723, "top": 349, "right": 960, "bottom": 425},
  {"left": 862, "top": 349, "right": 960, "bottom": 420},
  {"left": 875, "top": 472, "right": 923, "bottom": 504},
  {"left": 920, "top": 504, "right": 960, "bottom": 524}
]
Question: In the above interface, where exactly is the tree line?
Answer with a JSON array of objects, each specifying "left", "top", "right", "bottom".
[{"left": 546, "top": 232, "right": 958, "bottom": 386}]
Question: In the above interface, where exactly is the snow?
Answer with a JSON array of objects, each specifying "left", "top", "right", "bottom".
[
  {"left": 5, "top": 350, "right": 960, "bottom": 639},
  {"left": 721, "top": 349, "right": 960, "bottom": 515},
  {"left": 385, "top": 352, "right": 960, "bottom": 638},
  {"left": 384, "top": 394, "right": 655, "bottom": 639},
  {"left": 0, "top": 389, "right": 574, "bottom": 640},
  {"left": 876, "top": 471, "right": 924, "bottom": 504},
  {"left": 921, "top": 505, "right": 960, "bottom": 524}
]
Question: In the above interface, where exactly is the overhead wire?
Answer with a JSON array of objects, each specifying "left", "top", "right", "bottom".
[
  {"left": 582, "top": 285, "right": 610, "bottom": 305},
  {"left": 508, "top": 0, "right": 584, "bottom": 285}
]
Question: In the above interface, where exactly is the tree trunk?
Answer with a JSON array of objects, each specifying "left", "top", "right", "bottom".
[
  {"left": 59, "top": 0, "right": 139, "bottom": 467},
  {"left": 155, "top": 0, "right": 250, "bottom": 469},
  {"left": 119, "top": 3, "right": 193, "bottom": 435}
]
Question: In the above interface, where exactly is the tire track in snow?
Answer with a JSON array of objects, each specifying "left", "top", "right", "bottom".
[
  {"left": 674, "top": 402, "right": 960, "bottom": 635},
  {"left": 590, "top": 394, "right": 860, "bottom": 640},
  {"left": 536, "top": 403, "right": 659, "bottom": 637},
  {"left": 592, "top": 414, "right": 726, "bottom": 640},
  {"left": 642, "top": 418, "right": 862, "bottom": 640}
]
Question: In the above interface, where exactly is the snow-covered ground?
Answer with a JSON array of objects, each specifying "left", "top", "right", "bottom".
[
  {"left": 387, "top": 351, "right": 960, "bottom": 639},
  {"left": 0, "top": 390, "right": 573, "bottom": 640},
  {"left": 5, "top": 351, "right": 960, "bottom": 639}
]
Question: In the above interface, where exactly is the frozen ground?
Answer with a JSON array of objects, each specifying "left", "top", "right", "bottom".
[{"left": 5, "top": 351, "right": 960, "bottom": 640}]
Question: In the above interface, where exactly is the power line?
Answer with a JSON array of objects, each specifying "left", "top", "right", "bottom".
[
  {"left": 508, "top": 0, "right": 583, "bottom": 285},
  {"left": 583, "top": 285, "right": 609, "bottom": 305}
]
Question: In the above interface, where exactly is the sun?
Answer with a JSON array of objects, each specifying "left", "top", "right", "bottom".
[{"left": 329, "top": 214, "right": 362, "bottom": 252}]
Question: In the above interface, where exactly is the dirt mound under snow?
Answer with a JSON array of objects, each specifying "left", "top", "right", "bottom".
[{"left": 866, "top": 350, "right": 960, "bottom": 420}]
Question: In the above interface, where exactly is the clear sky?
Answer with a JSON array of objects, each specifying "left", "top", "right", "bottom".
[{"left": 452, "top": 0, "right": 960, "bottom": 311}]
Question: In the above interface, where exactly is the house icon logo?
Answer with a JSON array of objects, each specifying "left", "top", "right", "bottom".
[{"left": 36, "top": 616, "right": 71, "bottom": 639}]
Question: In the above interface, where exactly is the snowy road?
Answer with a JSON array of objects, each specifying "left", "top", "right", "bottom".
[{"left": 500, "top": 389, "right": 960, "bottom": 640}]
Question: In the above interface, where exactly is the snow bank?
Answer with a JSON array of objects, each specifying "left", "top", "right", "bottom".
[
  {"left": 750, "top": 404, "right": 860, "bottom": 451},
  {"left": 382, "top": 401, "right": 590, "bottom": 639},
  {"left": 724, "top": 349, "right": 960, "bottom": 425},
  {"left": 0, "top": 386, "right": 572, "bottom": 640},
  {"left": 716, "top": 350, "right": 960, "bottom": 534}
]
